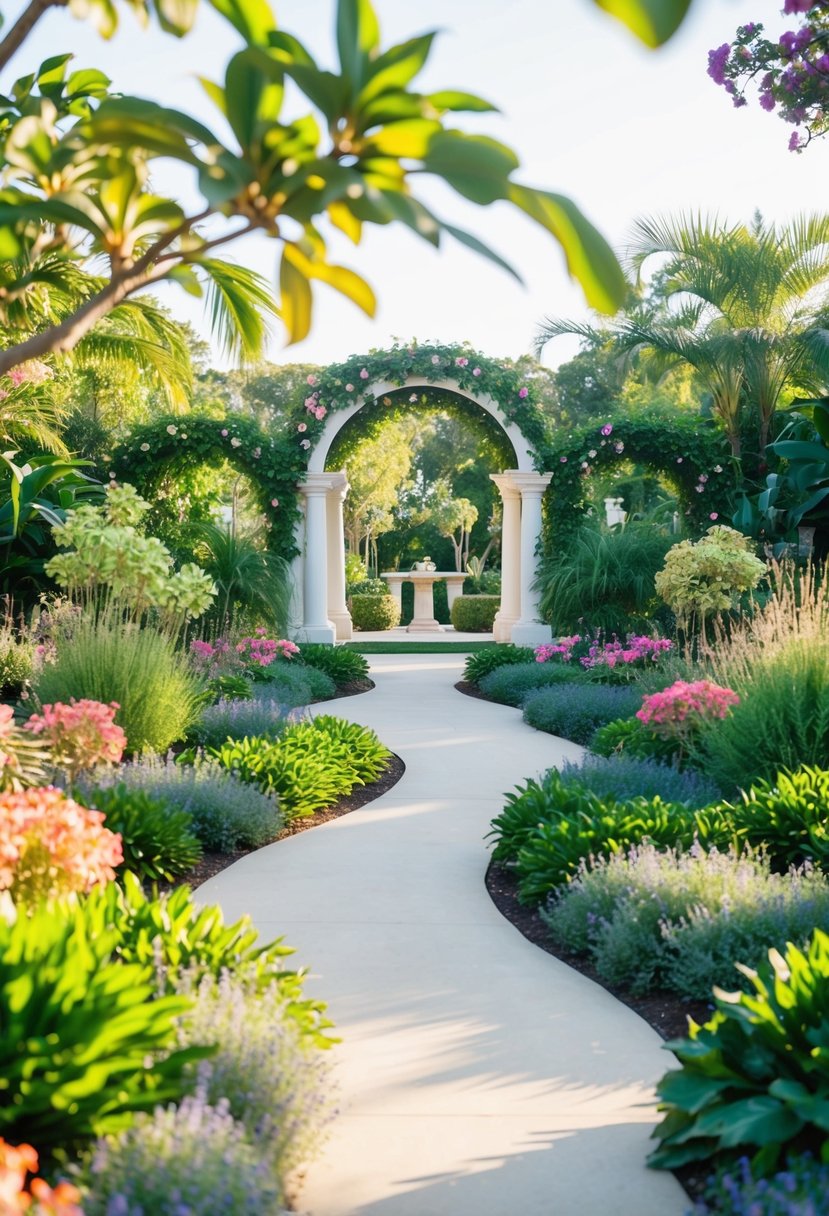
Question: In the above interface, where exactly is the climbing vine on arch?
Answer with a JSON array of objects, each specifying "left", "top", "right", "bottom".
[
  {"left": 111, "top": 413, "right": 306, "bottom": 558},
  {"left": 544, "top": 410, "right": 734, "bottom": 548}
]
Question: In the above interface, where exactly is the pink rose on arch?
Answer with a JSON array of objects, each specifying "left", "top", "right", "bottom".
[
  {"left": 346, "top": 383, "right": 354, "bottom": 392},
  {"left": 306, "top": 374, "right": 318, "bottom": 386},
  {"left": 359, "top": 369, "right": 369, "bottom": 379},
  {"left": 271, "top": 498, "right": 279, "bottom": 507},
  {"left": 709, "top": 512, "right": 718, "bottom": 520},
  {"left": 600, "top": 424, "right": 613, "bottom": 436},
  {"left": 455, "top": 356, "right": 469, "bottom": 367},
  {"left": 297, "top": 423, "right": 307, "bottom": 433},
  {"left": 431, "top": 355, "right": 441, "bottom": 364},
  {"left": 221, "top": 428, "right": 229, "bottom": 437},
  {"left": 518, "top": 387, "right": 529, "bottom": 399},
  {"left": 472, "top": 367, "right": 482, "bottom": 376},
  {"left": 315, "top": 406, "right": 326, "bottom": 420}
]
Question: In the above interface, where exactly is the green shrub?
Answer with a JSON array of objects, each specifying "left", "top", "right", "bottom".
[
  {"left": 346, "top": 577, "right": 388, "bottom": 597},
  {"left": 522, "top": 682, "right": 642, "bottom": 743},
  {"left": 82, "top": 754, "right": 282, "bottom": 852},
  {"left": 0, "top": 633, "right": 32, "bottom": 697},
  {"left": 350, "top": 593, "right": 401, "bottom": 632},
  {"left": 650, "top": 930, "right": 829, "bottom": 1174},
  {"left": 462, "top": 645, "right": 535, "bottom": 685},
  {"left": 298, "top": 643, "right": 369, "bottom": 686},
  {"left": 34, "top": 616, "right": 202, "bottom": 754},
  {"left": 695, "top": 640, "right": 829, "bottom": 792},
  {"left": 545, "top": 844, "right": 829, "bottom": 999},
  {"left": 178, "top": 968, "right": 334, "bottom": 1181},
  {"left": 450, "top": 595, "right": 500, "bottom": 632},
  {"left": 487, "top": 771, "right": 564, "bottom": 864},
  {"left": 83, "top": 1094, "right": 285, "bottom": 1215},
  {"left": 722, "top": 766, "right": 829, "bottom": 871},
  {"left": 514, "top": 794, "right": 706, "bottom": 905},
  {"left": 478, "top": 661, "right": 583, "bottom": 707},
  {"left": 249, "top": 665, "right": 335, "bottom": 708},
  {"left": 591, "top": 715, "right": 680, "bottom": 764},
  {"left": 559, "top": 754, "right": 721, "bottom": 809},
  {"left": 206, "top": 674, "right": 254, "bottom": 703},
  {"left": 538, "top": 522, "right": 676, "bottom": 636},
  {"left": 208, "top": 715, "right": 391, "bottom": 821},
  {"left": 78, "top": 783, "right": 203, "bottom": 883},
  {"left": 192, "top": 697, "right": 293, "bottom": 748},
  {"left": 0, "top": 895, "right": 205, "bottom": 1153}
]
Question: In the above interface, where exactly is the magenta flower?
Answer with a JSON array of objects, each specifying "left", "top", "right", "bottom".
[
  {"left": 360, "top": 368, "right": 369, "bottom": 379},
  {"left": 518, "top": 386, "right": 529, "bottom": 399},
  {"left": 271, "top": 498, "right": 279, "bottom": 507},
  {"left": 221, "top": 428, "right": 229, "bottom": 437},
  {"left": 709, "top": 512, "right": 718, "bottom": 520},
  {"left": 472, "top": 368, "right": 482, "bottom": 376},
  {"left": 600, "top": 424, "right": 613, "bottom": 436},
  {"left": 559, "top": 456, "right": 568, "bottom": 463}
]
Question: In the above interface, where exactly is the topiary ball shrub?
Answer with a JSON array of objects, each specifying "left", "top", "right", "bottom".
[
  {"left": 478, "top": 661, "right": 584, "bottom": 707},
  {"left": 450, "top": 595, "right": 500, "bottom": 633},
  {"left": 522, "top": 682, "right": 642, "bottom": 743},
  {"left": 346, "top": 577, "right": 388, "bottom": 597},
  {"left": 350, "top": 594, "right": 401, "bottom": 632}
]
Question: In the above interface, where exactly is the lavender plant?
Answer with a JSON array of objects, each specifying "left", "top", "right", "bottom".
[
  {"left": 81, "top": 753, "right": 281, "bottom": 852},
  {"left": 544, "top": 844, "right": 829, "bottom": 999},
  {"left": 82, "top": 1092, "right": 284, "bottom": 1215},
  {"left": 692, "top": 1153, "right": 829, "bottom": 1216},
  {"left": 192, "top": 697, "right": 299, "bottom": 749},
  {"left": 558, "top": 754, "right": 720, "bottom": 810},
  {"left": 522, "top": 682, "right": 642, "bottom": 744},
  {"left": 178, "top": 968, "right": 336, "bottom": 1184}
]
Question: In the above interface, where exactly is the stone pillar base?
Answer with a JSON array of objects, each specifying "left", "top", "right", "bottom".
[
  {"left": 492, "top": 612, "right": 519, "bottom": 644},
  {"left": 510, "top": 621, "right": 553, "bottom": 646},
  {"left": 329, "top": 611, "right": 353, "bottom": 641},
  {"left": 407, "top": 618, "right": 444, "bottom": 633},
  {"left": 298, "top": 624, "right": 337, "bottom": 644}
]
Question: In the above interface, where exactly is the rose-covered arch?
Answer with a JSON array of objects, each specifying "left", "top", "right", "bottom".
[
  {"left": 293, "top": 342, "right": 556, "bottom": 644},
  {"left": 111, "top": 413, "right": 306, "bottom": 559},
  {"left": 545, "top": 411, "right": 732, "bottom": 546}
]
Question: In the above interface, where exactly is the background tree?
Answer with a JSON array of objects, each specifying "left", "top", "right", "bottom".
[
  {"left": 342, "top": 418, "right": 420, "bottom": 570},
  {"left": 431, "top": 488, "right": 479, "bottom": 573}
]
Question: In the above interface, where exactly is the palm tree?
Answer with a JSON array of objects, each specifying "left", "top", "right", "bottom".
[
  {"left": 537, "top": 213, "right": 829, "bottom": 461},
  {"left": 189, "top": 521, "right": 292, "bottom": 636}
]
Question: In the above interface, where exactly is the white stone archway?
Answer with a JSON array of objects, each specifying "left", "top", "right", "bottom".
[{"left": 293, "top": 376, "right": 554, "bottom": 645}]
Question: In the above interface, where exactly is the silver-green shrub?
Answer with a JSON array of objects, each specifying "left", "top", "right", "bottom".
[
  {"left": 545, "top": 844, "right": 829, "bottom": 999},
  {"left": 178, "top": 967, "right": 335, "bottom": 1182},
  {"left": 83, "top": 1092, "right": 284, "bottom": 1215}
]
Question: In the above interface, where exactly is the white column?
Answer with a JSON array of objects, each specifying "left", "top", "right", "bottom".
[
  {"left": 510, "top": 472, "right": 553, "bottom": 646},
  {"left": 490, "top": 472, "right": 522, "bottom": 644},
  {"left": 297, "top": 474, "right": 338, "bottom": 644},
  {"left": 382, "top": 574, "right": 405, "bottom": 610},
  {"left": 326, "top": 472, "right": 352, "bottom": 641},
  {"left": 444, "top": 574, "right": 466, "bottom": 611}
]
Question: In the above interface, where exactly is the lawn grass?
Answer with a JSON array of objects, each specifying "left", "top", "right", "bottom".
[{"left": 343, "top": 641, "right": 496, "bottom": 654}]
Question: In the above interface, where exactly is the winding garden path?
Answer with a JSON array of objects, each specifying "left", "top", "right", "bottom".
[{"left": 198, "top": 654, "right": 688, "bottom": 1216}]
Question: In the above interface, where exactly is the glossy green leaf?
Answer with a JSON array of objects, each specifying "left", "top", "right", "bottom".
[
  {"left": 208, "top": 0, "right": 274, "bottom": 43},
  {"left": 441, "top": 219, "right": 522, "bottom": 283},
  {"left": 284, "top": 240, "right": 376, "bottom": 318},
  {"left": 357, "top": 33, "right": 436, "bottom": 106},
  {"left": 280, "top": 63, "right": 348, "bottom": 124},
  {"left": 426, "top": 89, "right": 498, "bottom": 114},
  {"left": 508, "top": 184, "right": 627, "bottom": 314},
  {"left": 224, "top": 48, "right": 284, "bottom": 151},
  {"left": 364, "top": 117, "right": 441, "bottom": 159},
  {"left": 154, "top": 0, "right": 199, "bottom": 35},
  {"left": 422, "top": 131, "right": 518, "bottom": 205},
  {"left": 279, "top": 249, "right": 313, "bottom": 344},
  {"left": 336, "top": 0, "right": 380, "bottom": 90},
  {"left": 591, "top": 0, "right": 693, "bottom": 48}
]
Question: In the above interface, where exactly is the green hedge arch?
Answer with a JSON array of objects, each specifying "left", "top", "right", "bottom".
[
  {"left": 545, "top": 411, "right": 733, "bottom": 546},
  {"left": 111, "top": 413, "right": 306, "bottom": 558}
]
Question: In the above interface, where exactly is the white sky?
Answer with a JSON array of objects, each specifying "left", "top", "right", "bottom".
[{"left": 16, "top": 0, "right": 829, "bottom": 369}]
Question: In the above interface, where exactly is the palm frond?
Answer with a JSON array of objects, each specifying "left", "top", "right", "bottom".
[{"left": 196, "top": 259, "right": 280, "bottom": 364}]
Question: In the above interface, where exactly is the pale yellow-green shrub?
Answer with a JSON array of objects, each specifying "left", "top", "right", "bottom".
[{"left": 654, "top": 526, "right": 765, "bottom": 631}]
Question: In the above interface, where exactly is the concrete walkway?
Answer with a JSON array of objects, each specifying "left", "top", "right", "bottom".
[{"left": 198, "top": 654, "right": 687, "bottom": 1216}]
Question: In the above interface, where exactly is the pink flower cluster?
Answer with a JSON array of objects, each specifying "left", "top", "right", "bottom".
[
  {"left": 0, "top": 786, "right": 123, "bottom": 903},
  {"left": 581, "top": 635, "right": 673, "bottom": 671},
  {"left": 637, "top": 679, "right": 740, "bottom": 738},
  {"left": 236, "top": 633, "right": 300, "bottom": 667},
  {"left": 535, "top": 635, "right": 581, "bottom": 663},
  {"left": 25, "top": 699, "right": 126, "bottom": 782},
  {"left": 304, "top": 390, "right": 327, "bottom": 421}
]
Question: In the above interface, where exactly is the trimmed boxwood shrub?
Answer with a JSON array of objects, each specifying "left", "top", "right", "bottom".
[
  {"left": 350, "top": 594, "right": 401, "bottom": 632},
  {"left": 450, "top": 595, "right": 500, "bottom": 632}
]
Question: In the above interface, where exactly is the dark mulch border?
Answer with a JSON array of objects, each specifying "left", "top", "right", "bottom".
[
  {"left": 176, "top": 751, "right": 405, "bottom": 891},
  {"left": 454, "top": 679, "right": 491, "bottom": 701}
]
